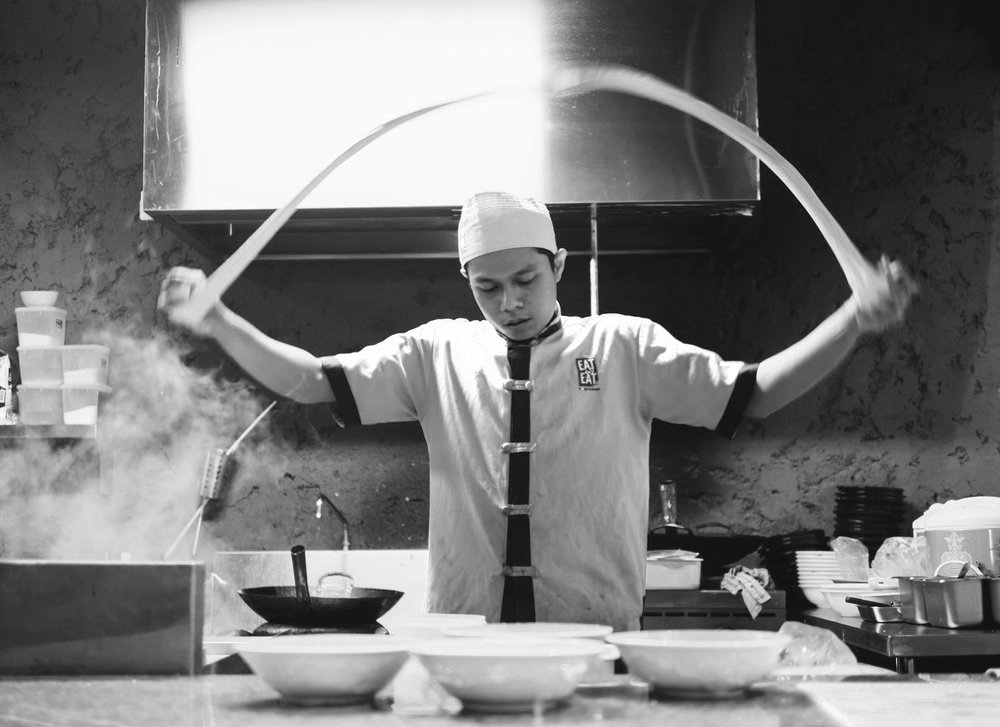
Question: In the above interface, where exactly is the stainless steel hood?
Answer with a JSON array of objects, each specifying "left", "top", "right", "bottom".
[{"left": 142, "top": 0, "right": 759, "bottom": 260}]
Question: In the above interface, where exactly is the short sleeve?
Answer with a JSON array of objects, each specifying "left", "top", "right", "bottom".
[
  {"left": 320, "top": 325, "right": 433, "bottom": 426},
  {"left": 637, "top": 319, "right": 749, "bottom": 434}
]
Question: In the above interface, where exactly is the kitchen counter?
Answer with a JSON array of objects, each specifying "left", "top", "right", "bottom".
[
  {"left": 800, "top": 608, "right": 1000, "bottom": 674},
  {"left": 2, "top": 674, "right": 999, "bottom": 727}
]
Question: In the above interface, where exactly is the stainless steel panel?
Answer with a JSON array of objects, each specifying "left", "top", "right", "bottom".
[
  {"left": 142, "top": 0, "right": 757, "bottom": 248},
  {"left": 0, "top": 560, "right": 204, "bottom": 675}
]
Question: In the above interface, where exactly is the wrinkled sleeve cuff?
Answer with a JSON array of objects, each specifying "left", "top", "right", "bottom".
[
  {"left": 322, "top": 358, "right": 360, "bottom": 427},
  {"left": 714, "top": 363, "right": 758, "bottom": 439}
]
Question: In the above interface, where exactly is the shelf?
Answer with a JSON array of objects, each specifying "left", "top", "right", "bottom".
[{"left": 0, "top": 424, "right": 97, "bottom": 439}]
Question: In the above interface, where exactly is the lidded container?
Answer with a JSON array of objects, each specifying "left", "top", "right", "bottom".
[
  {"left": 16, "top": 384, "right": 63, "bottom": 425},
  {"left": 914, "top": 497, "right": 1000, "bottom": 577},
  {"left": 15, "top": 307, "right": 66, "bottom": 348},
  {"left": 61, "top": 345, "right": 110, "bottom": 385},
  {"left": 17, "top": 346, "right": 63, "bottom": 385}
]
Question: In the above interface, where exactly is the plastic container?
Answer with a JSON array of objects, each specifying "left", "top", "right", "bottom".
[
  {"left": 17, "top": 346, "right": 63, "bottom": 385},
  {"left": 15, "top": 307, "right": 67, "bottom": 348},
  {"left": 914, "top": 497, "right": 1000, "bottom": 577},
  {"left": 17, "top": 384, "right": 63, "bottom": 424},
  {"left": 61, "top": 345, "right": 110, "bottom": 385},
  {"left": 646, "top": 551, "right": 702, "bottom": 589},
  {"left": 62, "top": 384, "right": 111, "bottom": 425}
]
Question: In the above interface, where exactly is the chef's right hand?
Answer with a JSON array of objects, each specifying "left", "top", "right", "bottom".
[{"left": 157, "top": 267, "right": 221, "bottom": 335}]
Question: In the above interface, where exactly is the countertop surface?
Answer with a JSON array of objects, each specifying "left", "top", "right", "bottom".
[{"left": 2, "top": 673, "right": 1000, "bottom": 727}]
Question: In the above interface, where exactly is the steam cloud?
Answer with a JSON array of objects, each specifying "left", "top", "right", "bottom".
[{"left": 0, "top": 321, "right": 285, "bottom": 561}]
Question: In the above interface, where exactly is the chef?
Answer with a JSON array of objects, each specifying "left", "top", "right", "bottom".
[{"left": 158, "top": 191, "right": 916, "bottom": 631}]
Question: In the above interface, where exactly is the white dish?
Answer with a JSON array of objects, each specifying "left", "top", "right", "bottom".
[
  {"left": 800, "top": 587, "right": 828, "bottom": 608},
  {"left": 237, "top": 634, "right": 411, "bottom": 706},
  {"left": 20, "top": 290, "right": 58, "bottom": 307},
  {"left": 442, "top": 621, "right": 613, "bottom": 640},
  {"left": 607, "top": 630, "right": 790, "bottom": 697},
  {"left": 411, "top": 637, "right": 605, "bottom": 713}
]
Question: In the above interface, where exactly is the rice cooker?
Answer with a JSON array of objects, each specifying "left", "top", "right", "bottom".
[{"left": 913, "top": 496, "right": 1000, "bottom": 577}]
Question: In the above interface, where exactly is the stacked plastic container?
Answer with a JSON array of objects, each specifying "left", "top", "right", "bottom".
[{"left": 15, "top": 291, "right": 111, "bottom": 425}]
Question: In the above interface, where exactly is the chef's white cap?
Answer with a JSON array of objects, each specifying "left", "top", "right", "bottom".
[{"left": 458, "top": 191, "right": 557, "bottom": 269}]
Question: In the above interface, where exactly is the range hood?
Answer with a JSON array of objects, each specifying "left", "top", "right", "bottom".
[{"left": 142, "top": 0, "right": 759, "bottom": 260}]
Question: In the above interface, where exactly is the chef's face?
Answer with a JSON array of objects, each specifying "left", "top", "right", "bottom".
[{"left": 465, "top": 247, "right": 567, "bottom": 340}]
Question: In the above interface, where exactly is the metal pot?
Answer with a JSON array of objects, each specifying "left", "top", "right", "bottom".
[{"left": 237, "top": 546, "right": 403, "bottom": 627}]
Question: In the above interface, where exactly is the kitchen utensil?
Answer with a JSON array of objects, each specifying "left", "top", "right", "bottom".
[
  {"left": 606, "top": 629, "right": 790, "bottom": 698},
  {"left": 411, "top": 637, "right": 605, "bottom": 713},
  {"left": 921, "top": 576, "right": 986, "bottom": 629},
  {"left": 820, "top": 585, "right": 901, "bottom": 617},
  {"left": 291, "top": 545, "right": 312, "bottom": 611},
  {"left": 854, "top": 602, "right": 903, "bottom": 623},
  {"left": 845, "top": 595, "right": 898, "bottom": 608},
  {"left": 163, "top": 400, "right": 275, "bottom": 559},
  {"left": 236, "top": 634, "right": 412, "bottom": 706},
  {"left": 238, "top": 546, "right": 404, "bottom": 627}
]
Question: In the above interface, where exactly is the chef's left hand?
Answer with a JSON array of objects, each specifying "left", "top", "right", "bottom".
[{"left": 852, "top": 255, "right": 919, "bottom": 334}]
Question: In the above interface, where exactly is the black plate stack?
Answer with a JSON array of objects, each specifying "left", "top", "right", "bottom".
[
  {"left": 834, "top": 486, "right": 907, "bottom": 554},
  {"left": 758, "top": 529, "right": 829, "bottom": 607}
]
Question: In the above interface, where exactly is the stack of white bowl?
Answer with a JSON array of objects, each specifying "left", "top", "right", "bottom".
[{"left": 795, "top": 550, "right": 841, "bottom": 608}]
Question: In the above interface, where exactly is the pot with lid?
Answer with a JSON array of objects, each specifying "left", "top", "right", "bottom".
[{"left": 913, "top": 496, "right": 1000, "bottom": 577}]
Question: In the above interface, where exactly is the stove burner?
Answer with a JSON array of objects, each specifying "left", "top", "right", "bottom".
[{"left": 252, "top": 621, "right": 389, "bottom": 636}]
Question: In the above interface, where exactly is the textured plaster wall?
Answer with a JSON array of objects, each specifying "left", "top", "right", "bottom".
[{"left": 1, "top": 0, "right": 998, "bottom": 558}]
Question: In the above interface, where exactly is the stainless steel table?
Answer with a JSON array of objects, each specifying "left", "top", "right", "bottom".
[{"left": 800, "top": 609, "right": 1000, "bottom": 674}]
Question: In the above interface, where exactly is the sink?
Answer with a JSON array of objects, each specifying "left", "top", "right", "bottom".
[{"left": 210, "top": 550, "right": 428, "bottom": 635}]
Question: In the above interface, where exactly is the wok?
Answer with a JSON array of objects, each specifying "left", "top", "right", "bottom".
[{"left": 238, "top": 546, "right": 404, "bottom": 627}]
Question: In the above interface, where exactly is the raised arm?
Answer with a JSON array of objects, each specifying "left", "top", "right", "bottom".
[
  {"left": 157, "top": 268, "right": 334, "bottom": 404},
  {"left": 745, "top": 256, "right": 918, "bottom": 419}
]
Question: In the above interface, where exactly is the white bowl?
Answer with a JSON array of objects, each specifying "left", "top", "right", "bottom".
[
  {"left": 390, "top": 613, "right": 486, "bottom": 640},
  {"left": 236, "top": 634, "right": 411, "bottom": 706},
  {"left": 411, "top": 637, "right": 606, "bottom": 713},
  {"left": 800, "top": 587, "right": 828, "bottom": 608},
  {"left": 442, "top": 621, "right": 612, "bottom": 640},
  {"left": 820, "top": 587, "right": 901, "bottom": 617},
  {"left": 19, "top": 290, "right": 58, "bottom": 307},
  {"left": 606, "top": 630, "right": 791, "bottom": 697}
]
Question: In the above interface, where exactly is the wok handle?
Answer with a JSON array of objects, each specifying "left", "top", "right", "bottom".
[{"left": 291, "top": 545, "right": 312, "bottom": 609}]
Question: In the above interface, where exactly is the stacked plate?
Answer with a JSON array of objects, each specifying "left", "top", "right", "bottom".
[
  {"left": 759, "top": 529, "right": 828, "bottom": 608},
  {"left": 795, "top": 550, "right": 841, "bottom": 608},
  {"left": 834, "top": 486, "right": 907, "bottom": 554}
]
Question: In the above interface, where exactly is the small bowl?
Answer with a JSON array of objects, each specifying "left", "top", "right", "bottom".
[
  {"left": 606, "top": 630, "right": 791, "bottom": 698},
  {"left": 236, "top": 634, "right": 411, "bottom": 706},
  {"left": 19, "top": 290, "right": 59, "bottom": 307},
  {"left": 411, "top": 637, "right": 606, "bottom": 713},
  {"left": 799, "top": 586, "right": 828, "bottom": 608}
]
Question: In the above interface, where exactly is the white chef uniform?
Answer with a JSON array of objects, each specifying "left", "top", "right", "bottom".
[{"left": 322, "top": 310, "right": 754, "bottom": 632}]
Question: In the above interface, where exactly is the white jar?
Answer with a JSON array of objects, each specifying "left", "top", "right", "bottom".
[{"left": 916, "top": 497, "right": 1000, "bottom": 577}]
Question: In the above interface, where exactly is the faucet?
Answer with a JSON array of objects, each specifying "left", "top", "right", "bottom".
[{"left": 315, "top": 493, "right": 350, "bottom": 550}]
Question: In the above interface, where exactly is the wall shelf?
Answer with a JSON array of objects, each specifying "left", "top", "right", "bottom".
[{"left": 0, "top": 424, "right": 97, "bottom": 439}]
